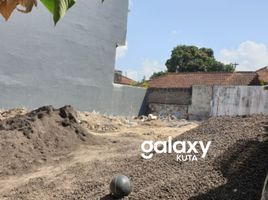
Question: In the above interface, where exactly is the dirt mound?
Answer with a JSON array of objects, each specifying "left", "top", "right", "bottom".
[{"left": 0, "top": 105, "right": 100, "bottom": 176}]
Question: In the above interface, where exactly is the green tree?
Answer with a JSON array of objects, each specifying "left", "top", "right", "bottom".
[
  {"left": 165, "top": 45, "right": 235, "bottom": 72},
  {"left": 150, "top": 71, "right": 168, "bottom": 80},
  {"left": 136, "top": 76, "right": 148, "bottom": 88}
]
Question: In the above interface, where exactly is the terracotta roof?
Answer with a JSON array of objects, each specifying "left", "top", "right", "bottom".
[
  {"left": 256, "top": 66, "right": 268, "bottom": 84},
  {"left": 256, "top": 66, "right": 268, "bottom": 72},
  {"left": 114, "top": 75, "right": 136, "bottom": 85},
  {"left": 148, "top": 72, "right": 259, "bottom": 88}
]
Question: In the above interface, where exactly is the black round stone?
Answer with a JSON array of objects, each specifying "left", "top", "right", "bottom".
[{"left": 110, "top": 175, "right": 132, "bottom": 198}]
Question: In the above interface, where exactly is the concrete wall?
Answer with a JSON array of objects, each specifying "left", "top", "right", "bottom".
[
  {"left": 0, "top": 0, "right": 147, "bottom": 116},
  {"left": 146, "top": 85, "right": 268, "bottom": 119},
  {"left": 189, "top": 85, "right": 268, "bottom": 119},
  {"left": 110, "top": 84, "right": 147, "bottom": 116},
  {"left": 146, "top": 88, "right": 191, "bottom": 118},
  {"left": 147, "top": 88, "right": 191, "bottom": 105},
  {"left": 188, "top": 85, "right": 213, "bottom": 120},
  {"left": 146, "top": 86, "right": 211, "bottom": 120},
  {"left": 211, "top": 86, "right": 268, "bottom": 116}
]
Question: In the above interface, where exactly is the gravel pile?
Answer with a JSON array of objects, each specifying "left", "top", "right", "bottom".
[{"left": 59, "top": 115, "right": 268, "bottom": 200}]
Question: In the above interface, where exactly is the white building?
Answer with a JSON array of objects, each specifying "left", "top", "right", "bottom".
[{"left": 0, "top": 0, "right": 146, "bottom": 115}]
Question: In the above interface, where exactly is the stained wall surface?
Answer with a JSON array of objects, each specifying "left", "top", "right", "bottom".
[
  {"left": 147, "top": 88, "right": 192, "bottom": 105},
  {"left": 0, "top": 0, "right": 147, "bottom": 116},
  {"left": 188, "top": 85, "right": 213, "bottom": 120},
  {"left": 211, "top": 86, "right": 268, "bottom": 116}
]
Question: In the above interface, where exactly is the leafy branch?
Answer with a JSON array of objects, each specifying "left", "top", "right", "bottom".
[{"left": 0, "top": 0, "right": 76, "bottom": 25}]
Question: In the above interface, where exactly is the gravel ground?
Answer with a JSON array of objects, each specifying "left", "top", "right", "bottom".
[{"left": 0, "top": 111, "right": 267, "bottom": 200}]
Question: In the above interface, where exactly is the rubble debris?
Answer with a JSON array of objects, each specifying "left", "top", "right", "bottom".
[
  {"left": 148, "top": 114, "right": 158, "bottom": 120},
  {"left": 79, "top": 111, "right": 129, "bottom": 133},
  {"left": 0, "top": 108, "right": 27, "bottom": 121}
]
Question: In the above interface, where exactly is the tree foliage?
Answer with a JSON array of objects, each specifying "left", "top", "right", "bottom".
[
  {"left": 135, "top": 76, "right": 148, "bottom": 88},
  {"left": 165, "top": 45, "right": 235, "bottom": 72},
  {"left": 150, "top": 71, "right": 167, "bottom": 80},
  {"left": 0, "top": 0, "right": 84, "bottom": 24}
]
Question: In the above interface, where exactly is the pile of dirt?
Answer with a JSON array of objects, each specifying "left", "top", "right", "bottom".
[
  {"left": 52, "top": 115, "right": 267, "bottom": 200},
  {"left": 0, "top": 105, "right": 100, "bottom": 176}
]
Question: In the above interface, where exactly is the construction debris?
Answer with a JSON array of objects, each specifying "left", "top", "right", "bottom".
[
  {"left": 0, "top": 107, "right": 26, "bottom": 121},
  {"left": 79, "top": 111, "right": 129, "bottom": 133},
  {"left": 148, "top": 114, "right": 158, "bottom": 120}
]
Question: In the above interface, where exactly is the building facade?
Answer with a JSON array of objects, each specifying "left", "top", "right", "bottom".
[{"left": 0, "top": 0, "right": 146, "bottom": 115}]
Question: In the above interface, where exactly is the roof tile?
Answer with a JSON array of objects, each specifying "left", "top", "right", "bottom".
[{"left": 148, "top": 72, "right": 258, "bottom": 88}]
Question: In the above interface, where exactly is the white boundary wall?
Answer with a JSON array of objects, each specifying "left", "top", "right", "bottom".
[{"left": 211, "top": 86, "right": 268, "bottom": 116}]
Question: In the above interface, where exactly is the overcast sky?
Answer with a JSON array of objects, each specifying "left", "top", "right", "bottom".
[{"left": 115, "top": 0, "right": 268, "bottom": 81}]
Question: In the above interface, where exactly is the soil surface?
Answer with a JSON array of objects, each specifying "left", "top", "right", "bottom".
[
  {"left": 0, "top": 107, "right": 267, "bottom": 200},
  {"left": 0, "top": 106, "right": 104, "bottom": 178}
]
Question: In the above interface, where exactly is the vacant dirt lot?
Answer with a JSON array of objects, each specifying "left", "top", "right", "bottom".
[{"left": 0, "top": 106, "right": 267, "bottom": 200}]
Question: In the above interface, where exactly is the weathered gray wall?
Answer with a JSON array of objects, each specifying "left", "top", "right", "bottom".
[
  {"left": 188, "top": 85, "right": 213, "bottom": 120},
  {"left": 211, "top": 86, "right": 268, "bottom": 116},
  {"left": 147, "top": 85, "right": 213, "bottom": 120},
  {"left": 147, "top": 88, "right": 191, "bottom": 105},
  {"left": 146, "top": 85, "right": 268, "bottom": 119},
  {"left": 110, "top": 84, "right": 147, "bottom": 116},
  {"left": 0, "top": 0, "right": 147, "bottom": 116},
  {"left": 146, "top": 88, "right": 191, "bottom": 118},
  {"left": 189, "top": 85, "right": 268, "bottom": 119}
]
